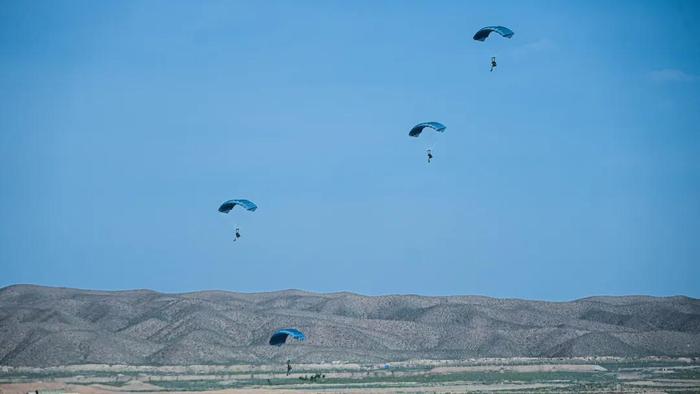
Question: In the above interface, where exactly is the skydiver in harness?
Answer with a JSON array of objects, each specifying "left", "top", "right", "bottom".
[
  {"left": 427, "top": 149, "right": 433, "bottom": 163},
  {"left": 234, "top": 227, "right": 241, "bottom": 242},
  {"left": 287, "top": 359, "right": 292, "bottom": 376},
  {"left": 490, "top": 57, "right": 497, "bottom": 72}
]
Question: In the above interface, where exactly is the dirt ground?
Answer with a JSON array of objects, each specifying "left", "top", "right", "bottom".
[
  {"left": 2, "top": 357, "right": 698, "bottom": 394},
  {"left": 0, "top": 381, "right": 580, "bottom": 394}
]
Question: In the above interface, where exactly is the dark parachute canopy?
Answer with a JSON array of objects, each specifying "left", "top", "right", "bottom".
[
  {"left": 218, "top": 199, "right": 257, "bottom": 214},
  {"left": 408, "top": 122, "right": 446, "bottom": 138},
  {"left": 473, "top": 26, "right": 514, "bottom": 41},
  {"left": 269, "top": 328, "right": 306, "bottom": 346}
]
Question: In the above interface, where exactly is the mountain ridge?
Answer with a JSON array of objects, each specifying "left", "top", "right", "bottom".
[{"left": 1, "top": 284, "right": 698, "bottom": 367}]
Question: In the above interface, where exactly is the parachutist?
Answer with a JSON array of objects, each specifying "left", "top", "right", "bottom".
[
  {"left": 287, "top": 359, "right": 292, "bottom": 375},
  {"left": 474, "top": 26, "right": 513, "bottom": 72},
  {"left": 409, "top": 122, "right": 446, "bottom": 163},
  {"left": 219, "top": 199, "right": 256, "bottom": 241}
]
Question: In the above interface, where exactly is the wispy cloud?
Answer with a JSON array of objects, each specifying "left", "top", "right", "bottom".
[
  {"left": 510, "top": 38, "right": 556, "bottom": 58},
  {"left": 648, "top": 68, "right": 699, "bottom": 83}
]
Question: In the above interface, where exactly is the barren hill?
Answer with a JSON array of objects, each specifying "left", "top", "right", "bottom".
[{"left": 0, "top": 285, "right": 698, "bottom": 366}]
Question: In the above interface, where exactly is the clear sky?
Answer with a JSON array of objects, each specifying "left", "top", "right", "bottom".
[{"left": 1, "top": 0, "right": 699, "bottom": 300}]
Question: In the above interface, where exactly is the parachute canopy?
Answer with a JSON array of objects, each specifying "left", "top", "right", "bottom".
[
  {"left": 473, "top": 26, "right": 514, "bottom": 41},
  {"left": 409, "top": 122, "right": 446, "bottom": 138},
  {"left": 269, "top": 328, "right": 305, "bottom": 346},
  {"left": 218, "top": 199, "right": 257, "bottom": 214}
]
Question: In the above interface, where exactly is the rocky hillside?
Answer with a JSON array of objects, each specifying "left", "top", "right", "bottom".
[{"left": 0, "top": 285, "right": 698, "bottom": 366}]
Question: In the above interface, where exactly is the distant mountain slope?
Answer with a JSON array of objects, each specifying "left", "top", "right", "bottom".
[{"left": 0, "top": 285, "right": 698, "bottom": 366}]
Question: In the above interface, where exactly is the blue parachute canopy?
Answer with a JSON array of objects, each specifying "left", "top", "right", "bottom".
[
  {"left": 269, "top": 328, "right": 305, "bottom": 346},
  {"left": 218, "top": 199, "right": 257, "bottom": 213},
  {"left": 409, "top": 122, "right": 446, "bottom": 138},
  {"left": 473, "top": 26, "right": 514, "bottom": 41}
]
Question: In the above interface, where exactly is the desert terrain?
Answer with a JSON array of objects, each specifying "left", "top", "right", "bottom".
[
  {"left": 1, "top": 357, "right": 699, "bottom": 393},
  {"left": 2, "top": 285, "right": 699, "bottom": 392}
]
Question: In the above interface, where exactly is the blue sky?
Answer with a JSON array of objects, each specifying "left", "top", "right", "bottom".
[{"left": 1, "top": 0, "right": 699, "bottom": 300}]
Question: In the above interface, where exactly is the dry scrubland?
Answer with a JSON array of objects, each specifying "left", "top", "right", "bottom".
[
  {"left": 1, "top": 285, "right": 699, "bottom": 366},
  {"left": 1, "top": 285, "right": 699, "bottom": 392},
  {"left": 1, "top": 357, "right": 699, "bottom": 393}
]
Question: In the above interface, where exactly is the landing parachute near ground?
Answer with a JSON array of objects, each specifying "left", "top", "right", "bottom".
[
  {"left": 473, "top": 26, "right": 514, "bottom": 41},
  {"left": 218, "top": 199, "right": 257, "bottom": 214},
  {"left": 269, "top": 328, "right": 305, "bottom": 346},
  {"left": 408, "top": 122, "right": 446, "bottom": 138}
]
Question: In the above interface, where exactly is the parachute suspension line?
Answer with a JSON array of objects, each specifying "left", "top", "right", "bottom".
[{"left": 424, "top": 128, "right": 441, "bottom": 159}]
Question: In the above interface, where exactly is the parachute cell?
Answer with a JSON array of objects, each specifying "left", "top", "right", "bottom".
[
  {"left": 269, "top": 328, "right": 305, "bottom": 346},
  {"left": 218, "top": 199, "right": 257, "bottom": 213},
  {"left": 408, "top": 122, "right": 446, "bottom": 138},
  {"left": 473, "top": 26, "right": 514, "bottom": 41}
]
